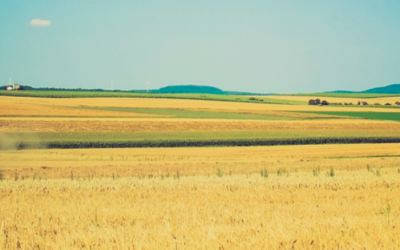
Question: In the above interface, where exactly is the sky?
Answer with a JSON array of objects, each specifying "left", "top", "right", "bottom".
[{"left": 1, "top": 0, "right": 400, "bottom": 94}]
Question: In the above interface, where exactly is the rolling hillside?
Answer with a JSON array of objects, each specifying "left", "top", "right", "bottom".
[
  {"left": 328, "top": 83, "right": 400, "bottom": 94},
  {"left": 361, "top": 84, "right": 400, "bottom": 94}
]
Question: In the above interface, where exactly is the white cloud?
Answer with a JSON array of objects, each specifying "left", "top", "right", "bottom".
[{"left": 30, "top": 19, "right": 51, "bottom": 27}]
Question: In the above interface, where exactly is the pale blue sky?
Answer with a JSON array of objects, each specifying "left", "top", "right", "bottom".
[{"left": 1, "top": 0, "right": 399, "bottom": 93}]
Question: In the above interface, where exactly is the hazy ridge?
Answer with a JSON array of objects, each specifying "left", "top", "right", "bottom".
[{"left": 326, "top": 84, "right": 400, "bottom": 94}]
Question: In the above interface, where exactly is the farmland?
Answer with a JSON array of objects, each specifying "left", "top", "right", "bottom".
[
  {"left": 1, "top": 92, "right": 400, "bottom": 249},
  {"left": 303, "top": 111, "right": 400, "bottom": 122},
  {"left": 1, "top": 143, "right": 400, "bottom": 179},
  {"left": 1, "top": 145, "right": 400, "bottom": 249},
  {"left": 1, "top": 95, "right": 400, "bottom": 149},
  {"left": 0, "top": 90, "right": 304, "bottom": 105}
]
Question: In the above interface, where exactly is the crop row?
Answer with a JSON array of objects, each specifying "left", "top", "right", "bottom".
[{"left": 14, "top": 137, "right": 400, "bottom": 149}]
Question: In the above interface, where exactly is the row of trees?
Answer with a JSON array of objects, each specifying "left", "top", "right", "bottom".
[
  {"left": 309, "top": 99, "right": 400, "bottom": 106},
  {"left": 308, "top": 99, "right": 328, "bottom": 105}
]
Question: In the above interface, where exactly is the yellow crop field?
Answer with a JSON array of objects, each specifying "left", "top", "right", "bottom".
[
  {"left": 1, "top": 95, "right": 400, "bottom": 249},
  {"left": 2, "top": 117, "right": 400, "bottom": 133},
  {"left": 0, "top": 97, "right": 164, "bottom": 118},
  {"left": 0, "top": 162, "right": 399, "bottom": 249},
  {"left": 1, "top": 143, "right": 400, "bottom": 180},
  {"left": 2, "top": 96, "right": 400, "bottom": 115}
]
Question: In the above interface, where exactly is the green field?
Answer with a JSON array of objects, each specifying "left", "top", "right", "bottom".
[
  {"left": 3, "top": 90, "right": 400, "bottom": 100},
  {"left": 0, "top": 90, "right": 304, "bottom": 105},
  {"left": 304, "top": 111, "right": 400, "bottom": 122},
  {"left": 2, "top": 91, "right": 400, "bottom": 149},
  {"left": 78, "top": 107, "right": 295, "bottom": 120}
]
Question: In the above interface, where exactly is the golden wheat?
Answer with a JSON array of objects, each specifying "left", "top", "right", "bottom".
[
  {"left": 2, "top": 118, "right": 400, "bottom": 133},
  {"left": 0, "top": 171, "right": 399, "bottom": 249},
  {"left": 1, "top": 144, "right": 399, "bottom": 180},
  {"left": 0, "top": 97, "right": 163, "bottom": 118}
]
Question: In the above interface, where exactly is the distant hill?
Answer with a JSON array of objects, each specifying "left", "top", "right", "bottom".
[
  {"left": 361, "top": 84, "right": 400, "bottom": 94},
  {"left": 1, "top": 84, "right": 271, "bottom": 95},
  {"left": 147, "top": 85, "right": 267, "bottom": 95},
  {"left": 327, "top": 84, "right": 400, "bottom": 94},
  {"left": 324, "top": 90, "right": 354, "bottom": 94},
  {"left": 153, "top": 85, "right": 224, "bottom": 94},
  {"left": 4, "top": 83, "right": 400, "bottom": 95},
  {"left": 5, "top": 84, "right": 268, "bottom": 95}
]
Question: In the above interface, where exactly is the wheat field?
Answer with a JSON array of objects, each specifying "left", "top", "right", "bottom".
[
  {"left": 1, "top": 145, "right": 400, "bottom": 249},
  {"left": 1, "top": 96, "right": 400, "bottom": 249},
  {"left": 2, "top": 96, "right": 400, "bottom": 117},
  {"left": 1, "top": 144, "right": 400, "bottom": 179},
  {"left": 2, "top": 118, "right": 400, "bottom": 133},
  {"left": 0, "top": 169, "right": 399, "bottom": 249}
]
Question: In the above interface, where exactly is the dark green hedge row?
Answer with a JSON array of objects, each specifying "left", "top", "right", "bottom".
[{"left": 14, "top": 137, "right": 400, "bottom": 149}]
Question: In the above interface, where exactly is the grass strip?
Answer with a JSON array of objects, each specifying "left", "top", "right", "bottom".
[
  {"left": 0, "top": 90, "right": 303, "bottom": 105},
  {"left": 301, "top": 111, "right": 400, "bottom": 122},
  {"left": 76, "top": 107, "right": 292, "bottom": 120}
]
